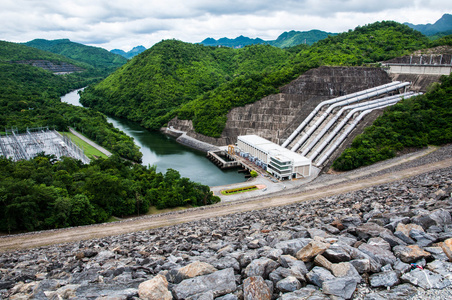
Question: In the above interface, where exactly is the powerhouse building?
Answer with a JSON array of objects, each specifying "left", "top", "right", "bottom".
[{"left": 237, "top": 135, "right": 311, "bottom": 180}]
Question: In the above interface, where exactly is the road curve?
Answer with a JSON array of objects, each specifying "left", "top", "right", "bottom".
[{"left": 1, "top": 155, "right": 451, "bottom": 253}]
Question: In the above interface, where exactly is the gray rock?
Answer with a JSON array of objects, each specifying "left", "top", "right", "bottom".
[
  {"left": 394, "top": 231, "right": 415, "bottom": 244},
  {"left": 323, "top": 243, "right": 352, "bottom": 263},
  {"left": 358, "top": 243, "right": 396, "bottom": 266},
  {"left": 393, "top": 259, "right": 411, "bottom": 274},
  {"left": 278, "top": 286, "right": 329, "bottom": 299},
  {"left": 350, "top": 259, "right": 371, "bottom": 274},
  {"left": 216, "top": 294, "right": 238, "bottom": 300},
  {"left": 259, "top": 247, "right": 284, "bottom": 261},
  {"left": 426, "top": 260, "right": 452, "bottom": 280},
  {"left": 379, "top": 231, "right": 407, "bottom": 247},
  {"left": 409, "top": 228, "right": 436, "bottom": 247},
  {"left": 355, "top": 223, "right": 391, "bottom": 240},
  {"left": 412, "top": 214, "right": 437, "bottom": 230},
  {"left": 306, "top": 266, "right": 335, "bottom": 288},
  {"left": 278, "top": 255, "right": 308, "bottom": 275},
  {"left": 322, "top": 277, "right": 357, "bottom": 299},
  {"left": 430, "top": 209, "right": 452, "bottom": 227},
  {"left": 425, "top": 246, "right": 450, "bottom": 261},
  {"left": 172, "top": 268, "right": 237, "bottom": 299},
  {"left": 401, "top": 268, "right": 451, "bottom": 289},
  {"left": 186, "top": 291, "right": 214, "bottom": 300},
  {"left": 211, "top": 257, "right": 240, "bottom": 272},
  {"left": 274, "top": 238, "right": 311, "bottom": 256},
  {"left": 364, "top": 283, "right": 417, "bottom": 300},
  {"left": 369, "top": 271, "right": 400, "bottom": 287},
  {"left": 276, "top": 276, "right": 301, "bottom": 292},
  {"left": 244, "top": 257, "right": 279, "bottom": 278},
  {"left": 243, "top": 276, "right": 272, "bottom": 300},
  {"left": 368, "top": 237, "right": 391, "bottom": 251},
  {"left": 332, "top": 262, "right": 361, "bottom": 284}
]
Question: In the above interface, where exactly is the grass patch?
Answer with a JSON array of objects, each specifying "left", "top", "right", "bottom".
[
  {"left": 62, "top": 132, "right": 108, "bottom": 159},
  {"left": 146, "top": 205, "right": 193, "bottom": 215},
  {"left": 221, "top": 185, "right": 258, "bottom": 195}
]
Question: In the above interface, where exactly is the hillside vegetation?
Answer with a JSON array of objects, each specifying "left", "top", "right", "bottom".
[
  {"left": 0, "top": 40, "right": 142, "bottom": 161},
  {"left": 81, "top": 21, "right": 429, "bottom": 137},
  {"left": 1, "top": 41, "right": 220, "bottom": 233},
  {"left": 24, "top": 39, "right": 127, "bottom": 75}
]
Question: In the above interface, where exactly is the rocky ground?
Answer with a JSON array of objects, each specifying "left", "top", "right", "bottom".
[{"left": 1, "top": 146, "right": 452, "bottom": 299}]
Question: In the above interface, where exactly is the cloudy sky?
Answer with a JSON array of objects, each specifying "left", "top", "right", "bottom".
[{"left": 1, "top": 0, "right": 451, "bottom": 51}]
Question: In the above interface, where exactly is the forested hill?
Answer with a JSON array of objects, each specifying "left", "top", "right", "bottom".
[
  {"left": 80, "top": 22, "right": 430, "bottom": 138},
  {"left": 0, "top": 40, "right": 142, "bottom": 161},
  {"left": 24, "top": 39, "right": 127, "bottom": 74},
  {"left": 0, "top": 41, "right": 222, "bottom": 233}
]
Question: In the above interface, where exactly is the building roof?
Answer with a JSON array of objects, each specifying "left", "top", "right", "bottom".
[{"left": 238, "top": 135, "right": 311, "bottom": 166}]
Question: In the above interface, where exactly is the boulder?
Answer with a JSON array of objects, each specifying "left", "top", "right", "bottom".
[
  {"left": 295, "top": 240, "right": 330, "bottom": 262},
  {"left": 363, "top": 283, "right": 417, "bottom": 300},
  {"left": 393, "top": 245, "right": 432, "bottom": 263},
  {"left": 306, "top": 266, "right": 335, "bottom": 288},
  {"left": 358, "top": 243, "right": 396, "bottom": 266},
  {"left": 331, "top": 262, "right": 361, "bottom": 283},
  {"left": 244, "top": 257, "right": 279, "bottom": 278},
  {"left": 138, "top": 274, "right": 172, "bottom": 300},
  {"left": 441, "top": 238, "right": 452, "bottom": 261},
  {"left": 173, "top": 268, "right": 237, "bottom": 299},
  {"left": 177, "top": 261, "right": 217, "bottom": 280},
  {"left": 274, "top": 238, "right": 311, "bottom": 256},
  {"left": 322, "top": 277, "right": 357, "bottom": 299},
  {"left": 278, "top": 286, "right": 329, "bottom": 300},
  {"left": 401, "top": 268, "right": 451, "bottom": 289},
  {"left": 243, "top": 276, "right": 272, "bottom": 300},
  {"left": 369, "top": 271, "right": 399, "bottom": 287},
  {"left": 276, "top": 276, "right": 301, "bottom": 293}
]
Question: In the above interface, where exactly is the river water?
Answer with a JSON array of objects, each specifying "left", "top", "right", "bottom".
[{"left": 61, "top": 89, "right": 245, "bottom": 186}]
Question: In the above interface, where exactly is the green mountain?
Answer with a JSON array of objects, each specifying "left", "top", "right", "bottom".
[
  {"left": 23, "top": 39, "right": 127, "bottom": 73},
  {"left": 0, "top": 40, "right": 142, "bottom": 161},
  {"left": 270, "top": 30, "right": 338, "bottom": 48},
  {"left": 200, "top": 35, "right": 267, "bottom": 48},
  {"left": 404, "top": 13, "right": 452, "bottom": 36},
  {"left": 111, "top": 46, "right": 147, "bottom": 59},
  {"left": 200, "top": 30, "right": 336, "bottom": 48},
  {"left": 80, "top": 21, "right": 429, "bottom": 138}
]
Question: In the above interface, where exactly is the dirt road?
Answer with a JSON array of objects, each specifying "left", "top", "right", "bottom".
[{"left": 1, "top": 156, "right": 451, "bottom": 252}]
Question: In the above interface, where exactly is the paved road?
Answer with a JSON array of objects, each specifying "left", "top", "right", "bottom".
[
  {"left": 69, "top": 127, "right": 112, "bottom": 157},
  {"left": 1, "top": 152, "right": 451, "bottom": 252}
]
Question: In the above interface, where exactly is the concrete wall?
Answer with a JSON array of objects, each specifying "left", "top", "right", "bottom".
[{"left": 386, "top": 65, "right": 452, "bottom": 75}]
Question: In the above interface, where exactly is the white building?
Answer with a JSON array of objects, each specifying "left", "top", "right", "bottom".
[{"left": 237, "top": 135, "right": 311, "bottom": 180}]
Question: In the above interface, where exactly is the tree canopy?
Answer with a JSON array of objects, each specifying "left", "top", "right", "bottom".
[{"left": 80, "top": 21, "right": 431, "bottom": 137}]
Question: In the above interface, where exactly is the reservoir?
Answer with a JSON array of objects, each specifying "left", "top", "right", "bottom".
[{"left": 61, "top": 89, "right": 246, "bottom": 186}]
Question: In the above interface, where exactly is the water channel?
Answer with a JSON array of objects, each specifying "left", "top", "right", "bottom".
[{"left": 61, "top": 89, "right": 246, "bottom": 186}]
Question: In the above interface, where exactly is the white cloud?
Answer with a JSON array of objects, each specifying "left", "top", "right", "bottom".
[{"left": 0, "top": 0, "right": 451, "bottom": 50}]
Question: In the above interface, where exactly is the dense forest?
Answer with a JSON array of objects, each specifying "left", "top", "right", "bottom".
[
  {"left": 0, "top": 154, "right": 219, "bottom": 232},
  {"left": 1, "top": 40, "right": 221, "bottom": 232},
  {"left": 0, "top": 40, "right": 142, "bottom": 162},
  {"left": 23, "top": 39, "right": 128, "bottom": 75},
  {"left": 333, "top": 73, "right": 452, "bottom": 171},
  {"left": 80, "top": 21, "right": 431, "bottom": 137}
]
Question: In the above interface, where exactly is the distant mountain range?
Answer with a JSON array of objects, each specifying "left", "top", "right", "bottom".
[
  {"left": 404, "top": 13, "right": 452, "bottom": 36},
  {"left": 200, "top": 29, "right": 338, "bottom": 48},
  {"left": 111, "top": 46, "right": 147, "bottom": 59}
]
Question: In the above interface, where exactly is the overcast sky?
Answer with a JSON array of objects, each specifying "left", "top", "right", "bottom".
[{"left": 1, "top": 0, "right": 451, "bottom": 51}]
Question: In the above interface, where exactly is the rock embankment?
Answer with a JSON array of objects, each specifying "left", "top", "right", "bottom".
[{"left": 1, "top": 166, "right": 451, "bottom": 299}]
